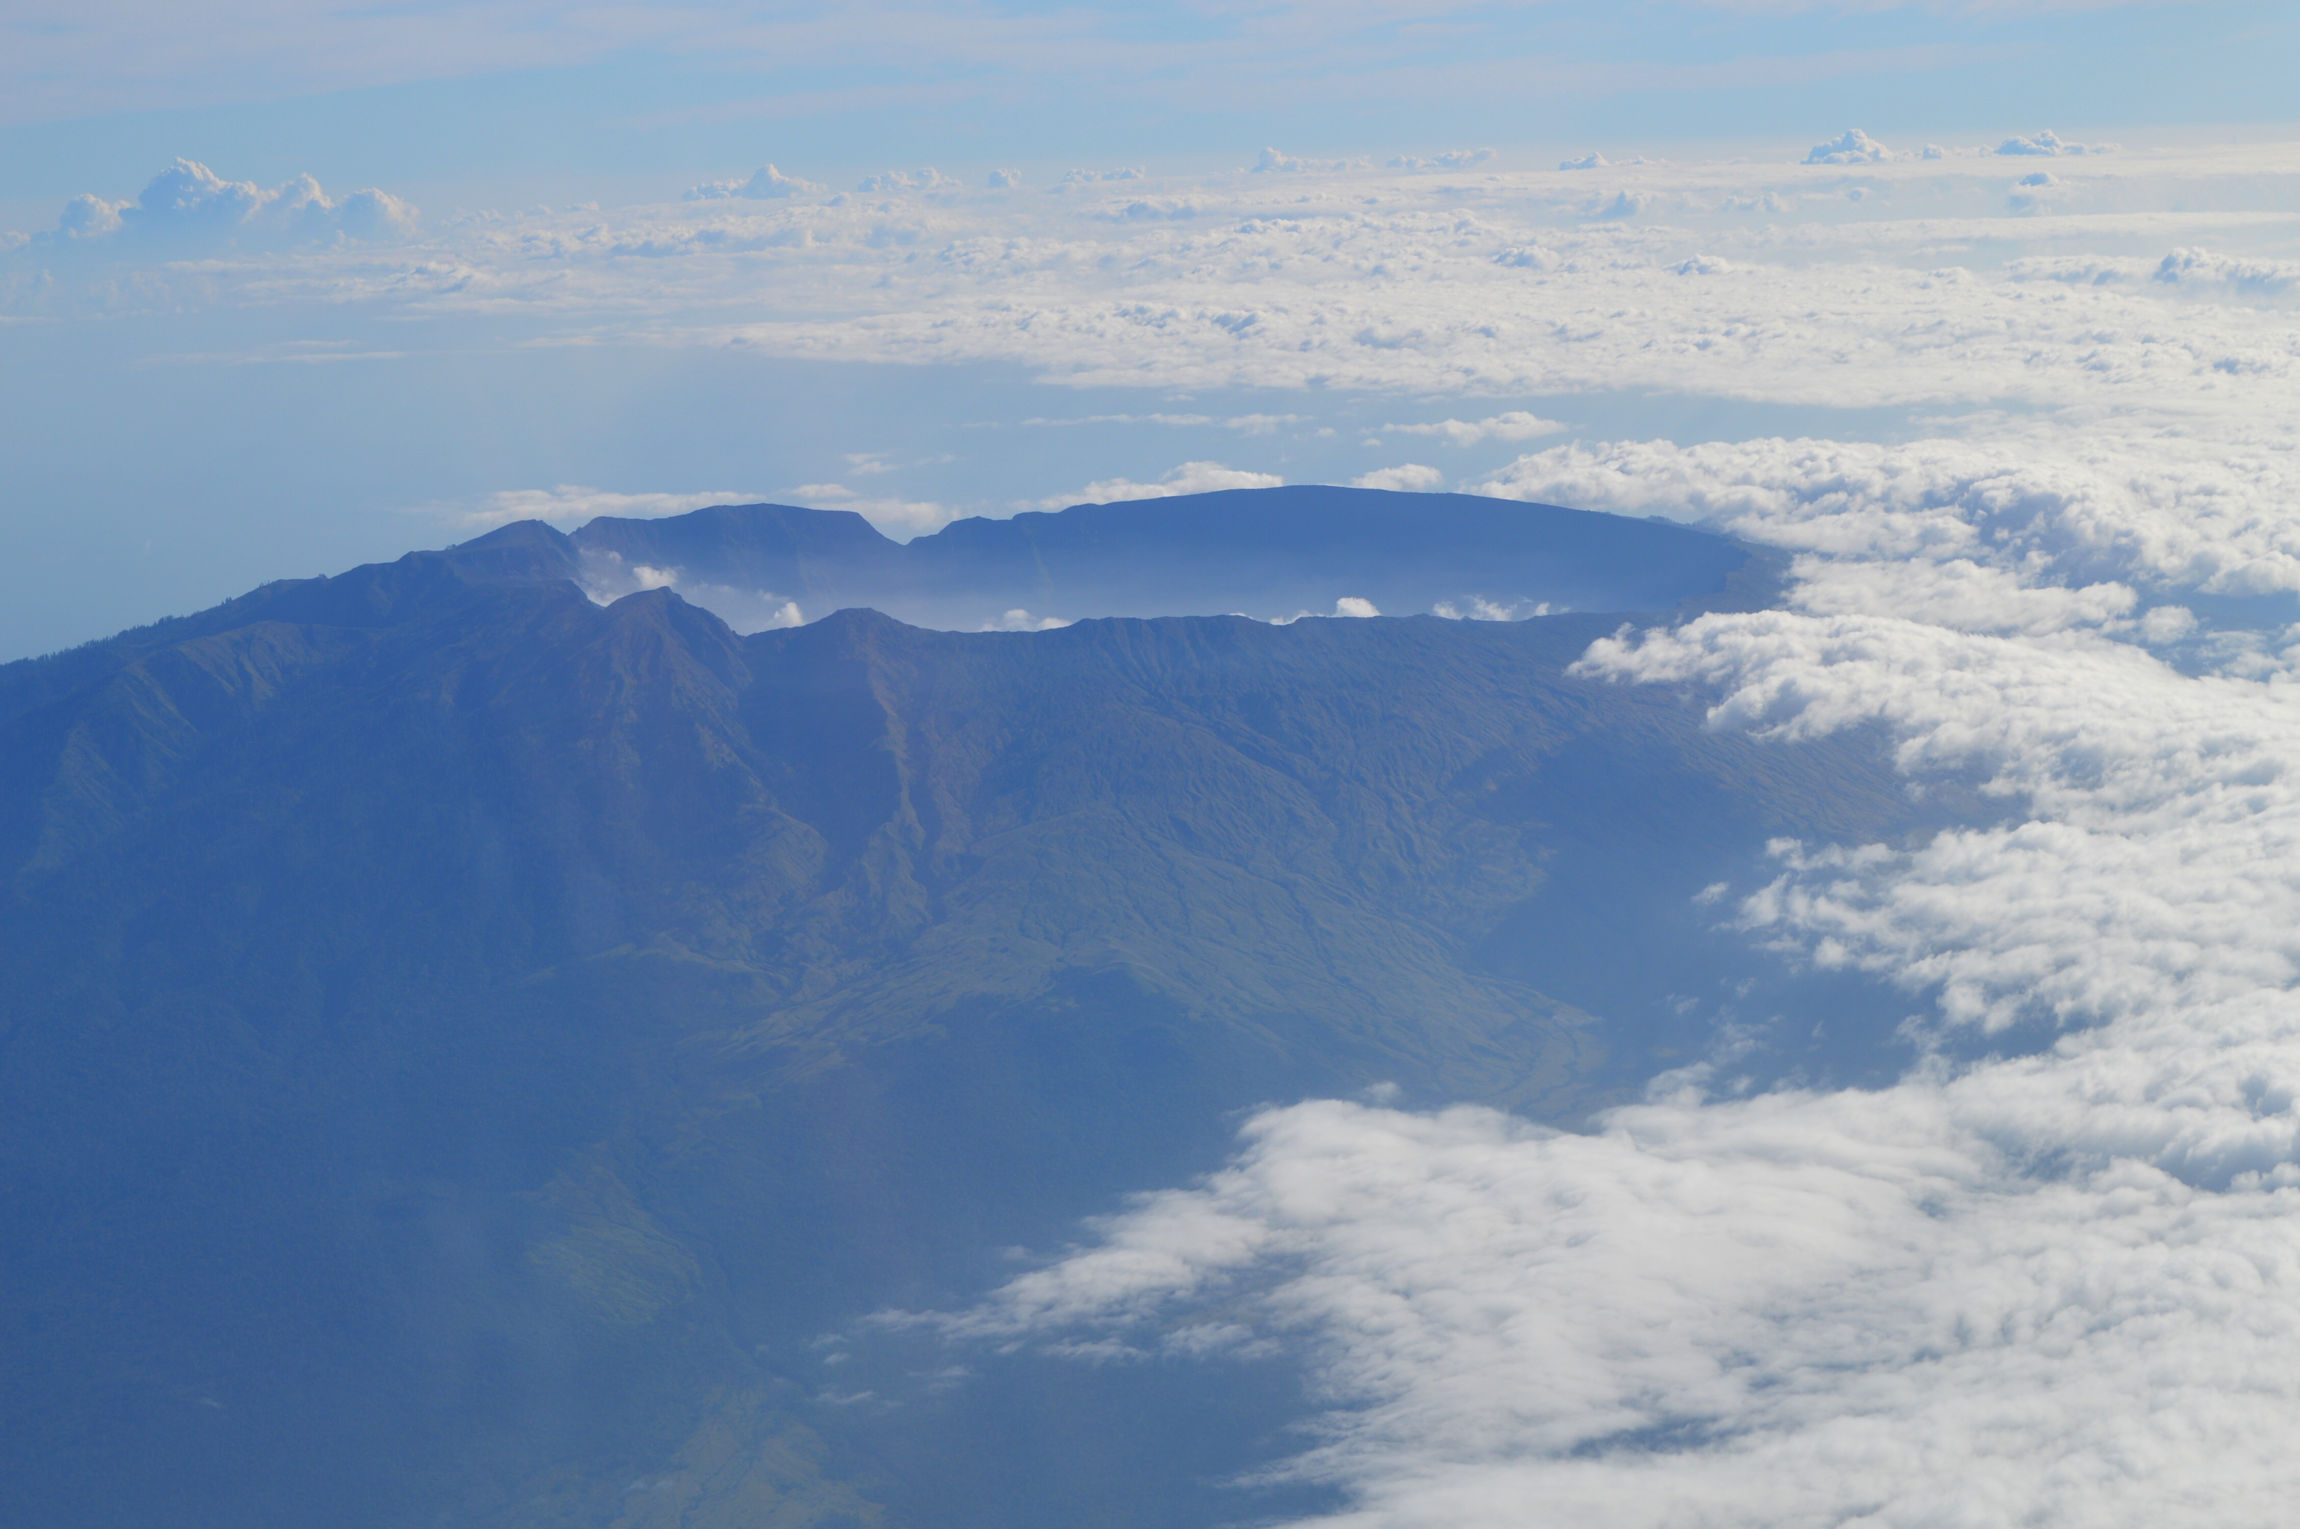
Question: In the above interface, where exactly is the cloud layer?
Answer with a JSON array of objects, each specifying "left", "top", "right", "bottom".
[
  {"left": 931, "top": 565, "right": 2300, "bottom": 1524},
  {"left": 780, "top": 141, "right": 2300, "bottom": 1518},
  {"left": 14, "top": 144, "right": 2297, "bottom": 436}
]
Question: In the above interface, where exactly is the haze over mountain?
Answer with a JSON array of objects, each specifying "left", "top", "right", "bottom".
[
  {"left": 522, "top": 485, "right": 1779, "bottom": 632},
  {"left": 0, "top": 490, "right": 1937, "bottom": 1528}
]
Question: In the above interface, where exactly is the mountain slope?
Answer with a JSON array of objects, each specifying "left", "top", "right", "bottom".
[{"left": 1, "top": 504, "right": 1923, "bottom": 1529}]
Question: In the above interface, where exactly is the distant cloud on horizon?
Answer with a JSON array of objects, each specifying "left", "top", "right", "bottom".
[
  {"left": 1389, "top": 148, "right": 1495, "bottom": 172},
  {"left": 856, "top": 167, "right": 960, "bottom": 193},
  {"left": 25, "top": 159, "right": 416, "bottom": 251},
  {"left": 685, "top": 163, "right": 822, "bottom": 200},
  {"left": 1253, "top": 147, "right": 1365, "bottom": 174},
  {"left": 1803, "top": 127, "right": 1892, "bottom": 164},
  {"left": 1995, "top": 129, "right": 2115, "bottom": 156}
]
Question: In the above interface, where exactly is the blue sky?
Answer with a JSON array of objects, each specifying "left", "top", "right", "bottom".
[
  {"left": 3, "top": 0, "right": 2299, "bottom": 660},
  {"left": 5, "top": 1, "right": 2295, "bottom": 209}
]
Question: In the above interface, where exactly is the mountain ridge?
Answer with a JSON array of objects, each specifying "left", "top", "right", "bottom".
[
  {"left": 503, "top": 485, "right": 1786, "bottom": 631},
  {"left": 2, "top": 490, "right": 1916, "bottom": 1529}
]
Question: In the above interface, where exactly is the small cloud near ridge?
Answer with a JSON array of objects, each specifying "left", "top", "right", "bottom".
[
  {"left": 1353, "top": 464, "right": 1445, "bottom": 492},
  {"left": 1039, "top": 461, "right": 1282, "bottom": 508},
  {"left": 985, "top": 608, "right": 1069, "bottom": 631},
  {"left": 787, "top": 481, "right": 950, "bottom": 536},
  {"left": 577, "top": 551, "right": 806, "bottom": 634},
  {"left": 423, "top": 484, "right": 762, "bottom": 530}
]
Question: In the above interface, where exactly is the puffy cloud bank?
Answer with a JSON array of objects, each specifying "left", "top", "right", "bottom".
[
  {"left": 1385, "top": 411, "right": 1565, "bottom": 447},
  {"left": 842, "top": 139, "right": 2300, "bottom": 1521},
  {"left": 946, "top": 1077, "right": 2300, "bottom": 1525},
  {"left": 13, "top": 141, "right": 2297, "bottom": 435},
  {"left": 931, "top": 564, "right": 2300, "bottom": 1524},
  {"left": 37, "top": 159, "right": 415, "bottom": 249},
  {"left": 1472, "top": 433, "right": 2300, "bottom": 627},
  {"left": 1803, "top": 127, "right": 1892, "bottom": 164}
]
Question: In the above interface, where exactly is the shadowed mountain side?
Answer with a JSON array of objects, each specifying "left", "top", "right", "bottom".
[
  {"left": 544, "top": 486, "right": 1783, "bottom": 630},
  {"left": 2, "top": 563, "right": 1929, "bottom": 1529}
]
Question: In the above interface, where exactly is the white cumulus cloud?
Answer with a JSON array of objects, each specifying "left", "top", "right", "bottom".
[
  {"left": 1803, "top": 128, "right": 1891, "bottom": 164},
  {"left": 1039, "top": 460, "right": 1283, "bottom": 508},
  {"left": 1996, "top": 129, "right": 2114, "bottom": 156},
  {"left": 1352, "top": 463, "right": 1444, "bottom": 491},
  {"left": 685, "top": 164, "right": 821, "bottom": 200},
  {"left": 856, "top": 168, "right": 959, "bottom": 193},
  {"left": 34, "top": 158, "right": 415, "bottom": 250}
]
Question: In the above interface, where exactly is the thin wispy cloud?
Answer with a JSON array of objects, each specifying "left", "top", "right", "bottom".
[
  {"left": 415, "top": 484, "right": 768, "bottom": 529},
  {"left": 1383, "top": 412, "right": 1567, "bottom": 446},
  {"left": 1035, "top": 460, "right": 1283, "bottom": 509},
  {"left": 1351, "top": 463, "right": 1444, "bottom": 491}
]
